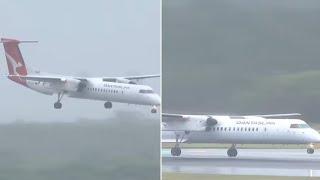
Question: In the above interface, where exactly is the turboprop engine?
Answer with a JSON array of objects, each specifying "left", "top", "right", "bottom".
[
  {"left": 205, "top": 116, "right": 218, "bottom": 131},
  {"left": 62, "top": 79, "right": 86, "bottom": 92},
  {"left": 115, "top": 78, "right": 136, "bottom": 84},
  {"left": 103, "top": 77, "right": 136, "bottom": 84}
]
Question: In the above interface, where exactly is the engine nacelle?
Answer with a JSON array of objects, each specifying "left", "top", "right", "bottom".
[
  {"left": 205, "top": 116, "right": 218, "bottom": 131},
  {"left": 116, "top": 78, "right": 136, "bottom": 84},
  {"left": 62, "top": 79, "right": 82, "bottom": 92}
]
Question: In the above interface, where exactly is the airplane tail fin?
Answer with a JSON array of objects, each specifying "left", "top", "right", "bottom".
[{"left": 1, "top": 38, "right": 37, "bottom": 85}]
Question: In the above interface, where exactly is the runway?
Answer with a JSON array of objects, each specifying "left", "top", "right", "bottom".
[{"left": 162, "top": 148, "right": 320, "bottom": 177}]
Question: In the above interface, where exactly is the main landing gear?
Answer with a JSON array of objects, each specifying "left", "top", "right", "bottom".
[
  {"left": 307, "top": 144, "right": 315, "bottom": 154},
  {"left": 151, "top": 105, "right": 157, "bottom": 114},
  {"left": 227, "top": 144, "right": 238, "bottom": 157},
  {"left": 171, "top": 132, "right": 187, "bottom": 156},
  {"left": 54, "top": 92, "right": 64, "bottom": 109},
  {"left": 104, "top": 101, "right": 112, "bottom": 109}
]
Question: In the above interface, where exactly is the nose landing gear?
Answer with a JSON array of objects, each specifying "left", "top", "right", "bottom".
[
  {"left": 151, "top": 106, "right": 157, "bottom": 113},
  {"left": 104, "top": 101, "right": 112, "bottom": 109},
  {"left": 307, "top": 144, "right": 315, "bottom": 154},
  {"left": 227, "top": 144, "right": 238, "bottom": 157}
]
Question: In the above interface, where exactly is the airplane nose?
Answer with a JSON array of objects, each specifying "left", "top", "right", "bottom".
[
  {"left": 316, "top": 132, "right": 320, "bottom": 143},
  {"left": 153, "top": 94, "right": 161, "bottom": 105},
  {"left": 312, "top": 130, "right": 320, "bottom": 143}
]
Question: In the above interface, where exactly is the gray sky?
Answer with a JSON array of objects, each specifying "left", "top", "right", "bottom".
[
  {"left": 163, "top": 0, "right": 320, "bottom": 122},
  {"left": 0, "top": 0, "right": 160, "bottom": 122}
]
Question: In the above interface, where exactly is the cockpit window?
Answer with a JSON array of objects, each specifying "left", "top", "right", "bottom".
[
  {"left": 139, "top": 89, "right": 154, "bottom": 94},
  {"left": 290, "top": 124, "right": 310, "bottom": 128}
]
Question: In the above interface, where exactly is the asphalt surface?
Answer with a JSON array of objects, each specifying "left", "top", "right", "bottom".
[{"left": 162, "top": 148, "right": 320, "bottom": 177}]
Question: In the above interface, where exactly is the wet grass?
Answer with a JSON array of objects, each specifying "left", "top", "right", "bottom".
[{"left": 0, "top": 116, "right": 160, "bottom": 180}]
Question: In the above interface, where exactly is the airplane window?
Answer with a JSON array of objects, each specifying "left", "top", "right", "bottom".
[
  {"left": 229, "top": 127, "right": 231, "bottom": 131},
  {"left": 139, "top": 89, "right": 154, "bottom": 94},
  {"left": 248, "top": 128, "right": 250, "bottom": 132},
  {"left": 290, "top": 124, "right": 310, "bottom": 128},
  {"left": 241, "top": 127, "right": 243, "bottom": 131},
  {"left": 224, "top": 127, "right": 227, "bottom": 131},
  {"left": 233, "top": 127, "right": 235, "bottom": 131},
  {"left": 245, "top": 127, "right": 247, "bottom": 131},
  {"left": 237, "top": 127, "right": 239, "bottom": 131},
  {"left": 256, "top": 127, "right": 258, "bottom": 131},
  {"left": 212, "top": 127, "right": 215, "bottom": 131}
]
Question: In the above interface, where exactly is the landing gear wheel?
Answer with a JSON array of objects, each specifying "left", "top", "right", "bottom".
[
  {"left": 54, "top": 102, "right": 62, "bottom": 109},
  {"left": 151, "top": 108, "right": 157, "bottom": 113},
  {"left": 104, "top": 102, "right": 112, "bottom": 109},
  {"left": 54, "top": 92, "right": 64, "bottom": 109},
  {"left": 171, "top": 147, "right": 181, "bottom": 156},
  {"left": 307, "top": 148, "right": 314, "bottom": 154},
  {"left": 227, "top": 148, "right": 238, "bottom": 157}
]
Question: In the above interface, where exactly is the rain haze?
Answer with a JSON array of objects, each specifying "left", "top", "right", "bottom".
[
  {"left": 0, "top": 1, "right": 160, "bottom": 180},
  {"left": 163, "top": 0, "right": 320, "bottom": 124},
  {"left": 0, "top": 0, "right": 160, "bottom": 122}
]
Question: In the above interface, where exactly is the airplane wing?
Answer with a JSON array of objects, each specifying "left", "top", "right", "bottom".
[
  {"left": 8, "top": 75, "right": 63, "bottom": 83},
  {"left": 8, "top": 75, "right": 86, "bottom": 83},
  {"left": 162, "top": 113, "right": 188, "bottom": 120},
  {"left": 247, "top": 113, "right": 302, "bottom": 118},
  {"left": 162, "top": 113, "right": 216, "bottom": 132},
  {"left": 102, "top": 74, "right": 159, "bottom": 84},
  {"left": 122, "top": 74, "right": 160, "bottom": 80}
]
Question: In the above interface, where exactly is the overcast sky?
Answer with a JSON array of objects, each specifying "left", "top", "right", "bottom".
[
  {"left": 163, "top": 0, "right": 320, "bottom": 122},
  {"left": 0, "top": 0, "right": 160, "bottom": 122}
]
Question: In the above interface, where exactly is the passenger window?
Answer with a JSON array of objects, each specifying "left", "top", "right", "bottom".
[{"left": 229, "top": 127, "right": 231, "bottom": 131}]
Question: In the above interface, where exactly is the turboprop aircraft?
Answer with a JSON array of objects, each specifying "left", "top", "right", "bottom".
[
  {"left": 162, "top": 113, "right": 320, "bottom": 157},
  {"left": 1, "top": 38, "right": 160, "bottom": 113}
]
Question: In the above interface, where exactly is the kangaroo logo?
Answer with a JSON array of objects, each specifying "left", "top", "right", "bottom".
[{"left": 5, "top": 52, "right": 23, "bottom": 75}]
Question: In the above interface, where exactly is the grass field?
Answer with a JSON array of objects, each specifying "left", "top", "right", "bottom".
[
  {"left": 0, "top": 115, "right": 160, "bottom": 180},
  {"left": 162, "top": 173, "right": 313, "bottom": 180}
]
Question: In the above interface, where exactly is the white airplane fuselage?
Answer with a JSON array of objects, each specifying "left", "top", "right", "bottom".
[
  {"left": 0, "top": 38, "right": 160, "bottom": 111},
  {"left": 163, "top": 116, "right": 320, "bottom": 145},
  {"left": 26, "top": 77, "right": 160, "bottom": 106}
]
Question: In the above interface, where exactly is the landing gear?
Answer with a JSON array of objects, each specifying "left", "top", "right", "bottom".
[
  {"left": 151, "top": 106, "right": 157, "bottom": 113},
  {"left": 171, "top": 147, "right": 181, "bottom": 156},
  {"left": 170, "top": 132, "right": 186, "bottom": 156},
  {"left": 307, "top": 144, "right": 315, "bottom": 154},
  {"left": 54, "top": 102, "right": 62, "bottom": 109},
  {"left": 227, "top": 144, "right": 238, "bottom": 157},
  {"left": 54, "top": 92, "right": 64, "bottom": 109},
  {"left": 104, "top": 101, "right": 112, "bottom": 109}
]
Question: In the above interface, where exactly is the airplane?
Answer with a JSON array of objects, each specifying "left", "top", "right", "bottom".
[
  {"left": 0, "top": 38, "right": 160, "bottom": 113},
  {"left": 162, "top": 113, "right": 320, "bottom": 157}
]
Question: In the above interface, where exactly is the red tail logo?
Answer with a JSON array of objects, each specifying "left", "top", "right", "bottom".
[{"left": 1, "top": 38, "right": 28, "bottom": 85}]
